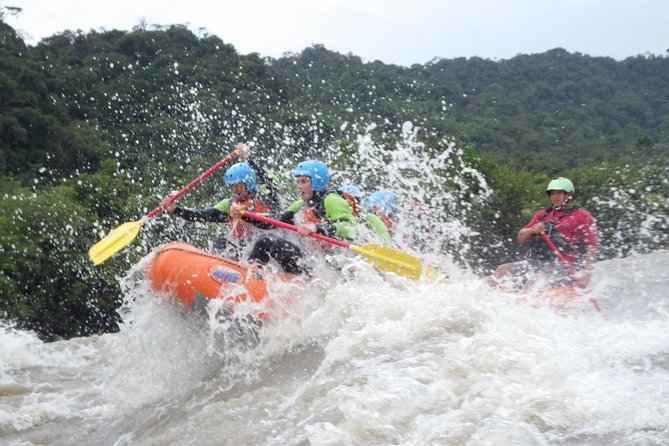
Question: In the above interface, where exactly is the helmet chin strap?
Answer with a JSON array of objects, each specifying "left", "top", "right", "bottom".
[
  {"left": 233, "top": 188, "right": 249, "bottom": 201},
  {"left": 555, "top": 194, "right": 573, "bottom": 210}
]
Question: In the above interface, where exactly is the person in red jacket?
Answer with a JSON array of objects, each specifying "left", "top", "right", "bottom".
[{"left": 491, "top": 177, "right": 598, "bottom": 289}]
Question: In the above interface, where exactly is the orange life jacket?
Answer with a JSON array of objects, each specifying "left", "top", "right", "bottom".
[
  {"left": 301, "top": 205, "right": 322, "bottom": 225},
  {"left": 408, "top": 199, "right": 433, "bottom": 232},
  {"left": 338, "top": 191, "right": 361, "bottom": 217},
  {"left": 294, "top": 197, "right": 333, "bottom": 251},
  {"left": 229, "top": 195, "right": 272, "bottom": 238},
  {"left": 374, "top": 209, "right": 395, "bottom": 233}
]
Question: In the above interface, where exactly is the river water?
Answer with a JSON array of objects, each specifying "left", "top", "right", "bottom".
[{"left": 1, "top": 249, "right": 668, "bottom": 445}]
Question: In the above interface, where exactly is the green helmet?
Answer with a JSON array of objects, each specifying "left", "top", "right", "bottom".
[{"left": 546, "top": 177, "right": 575, "bottom": 194}]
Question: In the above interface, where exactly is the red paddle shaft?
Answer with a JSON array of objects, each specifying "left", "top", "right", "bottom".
[
  {"left": 541, "top": 232, "right": 602, "bottom": 312},
  {"left": 540, "top": 232, "right": 576, "bottom": 275},
  {"left": 145, "top": 150, "right": 238, "bottom": 219},
  {"left": 241, "top": 211, "right": 350, "bottom": 248}
]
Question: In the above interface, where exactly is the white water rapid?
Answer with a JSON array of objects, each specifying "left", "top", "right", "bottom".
[{"left": 1, "top": 249, "right": 668, "bottom": 445}]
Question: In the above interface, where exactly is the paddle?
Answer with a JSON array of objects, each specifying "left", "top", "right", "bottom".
[
  {"left": 88, "top": 149, "right": 238, "bottom": 265},
  {"left": 540, "top": 232, "right": 576, "bottom": 276},
  {"left": 240, "top": 211, "right": 428, "bottom": 280},
  {"left": 540, "top": 231, "right": 602, "bottom": 312}
]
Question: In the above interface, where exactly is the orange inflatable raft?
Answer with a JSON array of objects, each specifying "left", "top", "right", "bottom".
[
  {"left": 145, "top": 242, "right": 295, "bottom": 321},
  {"left": 500, "top": 284, "right": 601, "bottom": 316}
]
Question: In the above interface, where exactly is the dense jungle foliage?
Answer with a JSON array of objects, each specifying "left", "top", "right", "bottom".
[{"left": 1, "top": 14, "right": 668, "bottom": 340}]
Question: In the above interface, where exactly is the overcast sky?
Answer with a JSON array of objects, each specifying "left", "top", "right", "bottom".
[{"left": 4, "top": 0, "right": 668, "bottom": 66}]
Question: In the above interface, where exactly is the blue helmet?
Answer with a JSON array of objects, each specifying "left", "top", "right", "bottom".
[
  {"left": 338, "top": 184, "right": 363, "bottom": 200},
  {"left": 293, "top": 160, "right": 329, "bottom": 192},
  {"left": 225, "top": 162, "right": 256, "bottom": 191},
  {"left": 367, "top": 189, "right": 396, "bottom": 214}
]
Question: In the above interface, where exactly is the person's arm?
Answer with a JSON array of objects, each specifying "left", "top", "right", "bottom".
[
  {"left": 160, "top": 195, "right": 228, "bottom": 223},
  {"left": 575, "top": 212, "right": 598, "bottom": 287},
  {"left": 318, "top": 193, "right": 359, "bottom": 239},
  {"left": 517, "top": 224, "right": 545, "bottom": 244},
  {"left": 517, "top": 211, "right": 544, "bottom": 244},
  {"left": 574, "top": 245, "right": 597, "bottom": 288},
  {"left": 246, "top": 157, "right": 281, "bottom": 210},
  {"left": 366, "top": 213, "right": 393, "bottom": 245},
  {"left": 237, "top": 142, "right": 280, "bottom": 210},
  {"left": 173, "top": 203, "right": 228, "bottom": 223}
]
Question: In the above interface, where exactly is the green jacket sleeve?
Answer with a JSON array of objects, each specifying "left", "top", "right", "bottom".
[
  {"left": 322, "top": 192, "right": 359, "bottom": 239},
  {"left": 213, "top": 198, "right": 231, "bottom": 213},
  {"left": 365, "top": 213, "right": 393, "bottom": 245},
  {"left": 286, "top": 199, "right": 304, "bottom": 214}
]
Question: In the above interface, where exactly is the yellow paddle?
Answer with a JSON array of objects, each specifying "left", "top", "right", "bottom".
[
  {"left": 88, "top": 149, "right": 238, "bottom": 265},
  {"left": 240, "top": 211, "right": 431, "bottom": 280}
]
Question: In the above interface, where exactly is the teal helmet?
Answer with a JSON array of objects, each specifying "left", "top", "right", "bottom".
[
  {"left": 546, "top": 177, "right": 575, "bottom": 195},
  {"left": 367, "top": 189, "right": 396, "bottom": 214},
  {"left": 225, "top": 162, "right": 256, "bottom": 191},
  {"left": 293, "top": 160, "right": 329, "bottom": 192},
  {"left": 338, "top": 184, "right": 363, "bottom": 200}
]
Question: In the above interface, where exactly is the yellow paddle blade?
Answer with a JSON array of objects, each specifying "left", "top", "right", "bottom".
[
  {"left": 88, "top": 220, "right": 144, "bottom": 265},
  {"left": 424, "top": 266, "right": 447, "bottom": 284},
  {"left": 351, "top": 243, "right": 423, "bottom": 280}
]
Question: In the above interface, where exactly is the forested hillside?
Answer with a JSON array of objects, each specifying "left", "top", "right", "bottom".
[
  {"left": 270, "top": 45, "right": 669, "bottom": 170},
  {"left": 1, "top": 16, "right": 667, "bottom": 340}
]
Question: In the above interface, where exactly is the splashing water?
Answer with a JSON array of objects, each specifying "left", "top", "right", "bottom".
[
  {"left": 1, "top": 248, "right": 668, "bottom": 445},
  {"left": 2, "top": 54, "right": 669, "bottom": 445}
]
